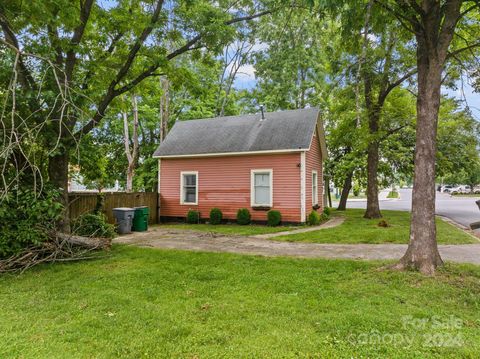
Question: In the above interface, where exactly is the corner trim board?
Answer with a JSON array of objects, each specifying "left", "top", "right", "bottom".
[{"left": 300, "top": 152, "right": 306, "bottom": 223}]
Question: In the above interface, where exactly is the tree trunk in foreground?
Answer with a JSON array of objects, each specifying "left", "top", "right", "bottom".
[
  {"left": 395, "top": 0, "right": 463, "bottom": 275},
  {"left": 48, "top": 150, "right": 70, "bottom": 233},
  {"left": 395, "top": 57, "right": 443, "bottom": 274},
  {"left": 337, "top": 172, "right": 353, "bottom": 211}
]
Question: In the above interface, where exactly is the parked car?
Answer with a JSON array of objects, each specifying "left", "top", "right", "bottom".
[
  {"left": 440, "top": 185, "right": 454, "bottom": 193},
  {"left": 450, "top": 185, "right": 471, "bottom": 194},
  {"left": 474, "top": 186, "right": 480, "bottom": 194}
]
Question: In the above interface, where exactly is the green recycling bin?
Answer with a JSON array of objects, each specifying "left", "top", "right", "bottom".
[{"left": 132, "top": 206, "right": 149, "bottom": 232}]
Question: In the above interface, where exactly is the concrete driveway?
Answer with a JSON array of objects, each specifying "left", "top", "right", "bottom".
[
  {"left": 338, "top": 188, "right": 480, "bottom": 228},
  {"left": 116, "top": 226, "right": 480, "bottom": 265}
]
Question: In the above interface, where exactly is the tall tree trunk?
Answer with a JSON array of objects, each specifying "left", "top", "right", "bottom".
[
  {"left": 364, "top": 141, "right": 381, "bottom": 218},
  {"left": 159, "top": 76, "right": 169, "bottom": 142},
  {"left": 364, "top": 111, "right": 382, "bottom": 218},
  {"left": 396, "top": 58, "right": 443, "bottom": 274},
  {"left": 337, "top": 172, "right": 353, "bottom": 211},
  {"left": 126, "top": 164, "right": 135, "bottom": 193},
  {"left": 395, "top": 0, "right": 463, "bottom": 275},
  {"left": 123, "top": 95, "right": 139, "bottom": 193},
  {"left": 48, "top": 150, "right": 70, "bottom": 232},
  {"left": 327, "top": 184, "right": 332, "bottom": 208},
  {"left": 325, "top": 176, "right": 332, "bottom": 208}
]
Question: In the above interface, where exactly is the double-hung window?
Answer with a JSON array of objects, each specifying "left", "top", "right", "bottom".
[
  {"left": 180, "top": 171, "right": 198, "bottom": 205},
  {"left": 251, "top": 169, "right": 273, "bottom": 207},
  {"left": 312, "top": 170, "right": 318, "bottom": 205}
]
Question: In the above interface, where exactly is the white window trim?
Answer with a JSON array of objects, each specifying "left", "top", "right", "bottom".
[
  {"left": 312, "top": 170, "right": 319, "bottom": 206},
  {"left": 251, "top": 169, "right": 273, "bottom": 207},
  {"left": 180, "top": 171, "right": 198, "bottom": 205}
]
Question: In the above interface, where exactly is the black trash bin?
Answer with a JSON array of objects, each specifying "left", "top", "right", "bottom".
[{"left": 112, "top": 207, "right": 135, "bottom": 234}]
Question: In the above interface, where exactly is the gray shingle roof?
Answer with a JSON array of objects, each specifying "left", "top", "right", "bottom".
[{"left": 153, "top": 108, "right": 322, "bottom": 158}]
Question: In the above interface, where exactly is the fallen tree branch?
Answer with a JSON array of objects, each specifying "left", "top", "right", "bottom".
[
  {"left": 0, "top": 232, "right": 111, "bottom": 274},
  {"left": 56, "top": 232, "right": 111, "bottom": 250}
]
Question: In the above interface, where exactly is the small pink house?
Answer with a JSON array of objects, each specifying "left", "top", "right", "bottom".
[{"left": 153, "top": 108, "right": 327, "bottom": 224}]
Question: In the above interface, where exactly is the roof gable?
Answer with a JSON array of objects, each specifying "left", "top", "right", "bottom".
[{"left": 153, "top": 108, "right": 325, "bottom": 158}]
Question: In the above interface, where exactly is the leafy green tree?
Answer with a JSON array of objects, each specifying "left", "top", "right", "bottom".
[
  {"left": 1, "top": 0, "right": 273, "bottom": 230},
  {"left": 437, "top": 98, "right": 480, "bottom": 189},
  {"left": 378, "top": 0, "right": 480, "bottom": 274},
  {"left": 76, "top": 52, "right": 247, "bottom": 193}
]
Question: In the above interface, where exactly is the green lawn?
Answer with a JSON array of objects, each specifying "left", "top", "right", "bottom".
[
  {"left": 157, "top": 223, "right": 300, "bottom": 235},
  {"left": 451, "top": 193, "right": 480, "bottom": 198},
  {"left": 387, "top": 190, "right": 400, "bottom": 198},
  {"left": 275, "top": 209, "right": 477, "bottom": 244},
  {"left": 1, "top": 246, "right": 479, "bottom": 358}
]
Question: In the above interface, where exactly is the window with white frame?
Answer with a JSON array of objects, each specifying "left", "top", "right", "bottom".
[
  {"left": 251, "top": 169, "right": 273, "bottom": 207},
  {"left": 180, "top": 171, "right": 198, "bottom": 205},
  {"left": 312, "top": 170, "right": 318, "bottom": 205}
]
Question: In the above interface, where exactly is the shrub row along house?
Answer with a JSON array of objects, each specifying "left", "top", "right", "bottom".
[{"left": 153, "top": 108, "right": 327, "bottom": 224}]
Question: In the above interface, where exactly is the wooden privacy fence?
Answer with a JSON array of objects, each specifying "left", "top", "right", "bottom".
[{"left": 68, "top": 192, "right": 159, "bottom": 224}]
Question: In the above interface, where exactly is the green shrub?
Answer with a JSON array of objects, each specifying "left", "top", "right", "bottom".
[
  {"left": 320, "top": 213, "right": 329, "bottom": 222},
  {"left": 0, "top": 189, "right": 63, "bottom": 258},
  {"left": 267, "top": 210, "right": 282, "bottom": 226},
  {"left": 236, "top": 208, "right": 251, "bottom": 225},
  {"left": 307, "top": 210, "right": 321, "bottom": 226},
  {"left": 209, "top": 208, "right": 223, "bottom": 225},
  {"left": 72, "top": 213, "right": 115, "bottom": 238},
  {"left": 186, "top": 210, "right": 200, "bottom": 224},
  {"left": 323, "top": 207, "right": 331, "bottom": 216},
  {"left": 353, "top": 184, "right": 361, "bottom": 197}
]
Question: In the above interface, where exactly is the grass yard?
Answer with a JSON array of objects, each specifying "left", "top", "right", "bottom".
[
  {"left": 387, "top": 190, "right": 400, "bottom": 198},
  {"left": 1, "top": 246, "right": 480, "bottom": 358},
  {"left": 275, "top": 209, "right": 477, "bottom": 244},
  {"left": 158, "top": 222, "right": 300, "bottom": 235},
  {"left": 451, "top": 193, "right": 480, "bottom": 198}
]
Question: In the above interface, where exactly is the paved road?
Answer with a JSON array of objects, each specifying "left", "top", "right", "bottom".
[{"left": 338, "top": 188, "right": 480, "bottom": 228}]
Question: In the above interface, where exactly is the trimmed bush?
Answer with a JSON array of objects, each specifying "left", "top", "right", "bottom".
[
  {"left": 72, "top": 213, "right": 115, "bottom": 238},
  {"left": 323, "top": 207, "right": 331, "bottom": 216},
  {"left": 320, "top": 213, "right": 329, "bottom": 222},
  {"left": 307, "top": 210, "right": 321, "bottom": 226},
  {"left": 236, "top": 208, "right": 251, "bottom": 225},
  {"left": 267, "top": 210, "right": 282, "bottom": 226},
  {"left": 209, "top": 208, "right": 223, "bottom": 225},
  {"left": 186, "top": 210, "right": 200, "bottom": 224}
]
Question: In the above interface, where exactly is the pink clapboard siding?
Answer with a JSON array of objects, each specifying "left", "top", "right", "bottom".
[
  {"left": 306, "top": 129, "right": 324, "bottom": 213},
  {"left": 160, "top": 153, "right": 302, "bottom": 222}
]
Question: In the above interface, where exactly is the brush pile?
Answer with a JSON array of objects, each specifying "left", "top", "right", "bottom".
[{"left": 0, "top": 232, "right": 111, "bottom": 274}]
